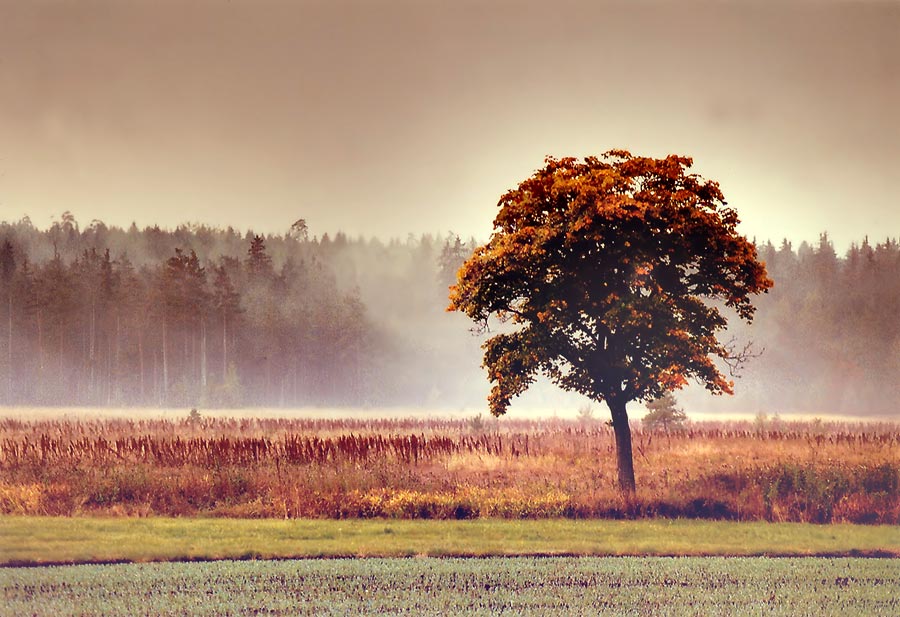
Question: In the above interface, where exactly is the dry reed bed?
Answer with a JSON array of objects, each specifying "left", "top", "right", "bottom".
[{"left": 1, "top": 417, "right": 897, "bottom": 523}]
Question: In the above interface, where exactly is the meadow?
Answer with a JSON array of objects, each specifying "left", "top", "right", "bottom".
[
  {"left": 1, "top": 414, "right": 897, "bottom": 523},
  {"left": 2, "top": 556, "right": 898, "bottom": 616}
]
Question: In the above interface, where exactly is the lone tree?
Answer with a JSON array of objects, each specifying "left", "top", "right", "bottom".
[
  {"left": 642, "top": 393, "right": 688, "bottom": 433},
  {"left": 448, "top": 151, "right": 772, "bottom": 494}
]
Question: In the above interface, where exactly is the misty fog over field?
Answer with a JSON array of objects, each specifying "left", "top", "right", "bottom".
[{"left": 0, "top": 219, "right": 897, "bottom": 419}]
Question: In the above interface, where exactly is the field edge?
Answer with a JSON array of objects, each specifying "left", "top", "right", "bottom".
[{"left": 2, "top": 516, "right": 898, "bottom": 567}]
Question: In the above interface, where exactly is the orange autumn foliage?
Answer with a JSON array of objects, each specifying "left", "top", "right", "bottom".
[{"left": 449, "top": 151, "right": 773, "bottom": 492}]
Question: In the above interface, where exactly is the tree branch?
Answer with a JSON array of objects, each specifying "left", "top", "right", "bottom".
[{"left": 721, "top": 337, "right": 763, "bottom": 377}]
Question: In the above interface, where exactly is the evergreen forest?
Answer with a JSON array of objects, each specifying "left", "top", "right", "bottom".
[{"left": 0, "top": 214, "right": 897, "bottom": 415}]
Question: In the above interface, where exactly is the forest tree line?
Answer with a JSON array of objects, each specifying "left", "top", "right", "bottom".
[
  {"left": 0, "top": 214, "right": 476, "bottom": 407},
  {"left": 727, "top": 234, "right": 900, "bottom": 415},
  {"left": 0, "top": 214, "right": 898, "bottom": 415}
]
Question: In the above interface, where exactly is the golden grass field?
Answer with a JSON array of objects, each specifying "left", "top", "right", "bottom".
[{"left": 1, "top": 409, "right": 897, "bottom": 523}]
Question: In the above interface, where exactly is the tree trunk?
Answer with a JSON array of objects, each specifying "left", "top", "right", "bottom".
[
  {"left": 221, "top": 312, "right": 227, "bottom": 382},
  {"left": 152, "top": 349, "right": 158, "bottom": 405},
  {"left": 106, "top": 335, "right": 112, "bottom": 405},
  {"left": 57, "top": 327, "right": 64, "bottom": 394},
  {"left": 161, "top": 316, "right": 168, "bottom": 403},
  {"left": 89, "top": 301, "right": 96, "bottom": 399},
  {"left": 36, "top": 312, "right": 44, "bottom": 374},
  {"left": 191, "top": 328, "right": 196, "bottom": 390},
  {"left": 113, "top": 312, "right": 120, "bottom": 405},
  {"left": 200, "top": 316, "right": 207, "bottom": 398},
  {"left": 6, "top": 294, "right": 12, "bottom": 401},
  {"left": 185, "top": 330, "right": 191, "bottom": 386},
  {"left": 138, "top": 330, "right": 145, "bottom": 402},
  {"left": 607, "top": 395, "right": 636, "bottom": 495}
]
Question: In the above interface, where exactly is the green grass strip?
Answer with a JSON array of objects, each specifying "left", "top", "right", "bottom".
[{"left": 1, "top": 517, "right": 897, "bottom": 566}]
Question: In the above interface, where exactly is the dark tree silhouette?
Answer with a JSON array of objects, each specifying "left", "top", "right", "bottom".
[{"left": 449, "top": 151, "right": 773, "bottom": 493}]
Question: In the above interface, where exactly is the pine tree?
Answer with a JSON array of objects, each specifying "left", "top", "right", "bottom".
[{"left": 643, "top": 393, "right": 688, "bottom": 432}]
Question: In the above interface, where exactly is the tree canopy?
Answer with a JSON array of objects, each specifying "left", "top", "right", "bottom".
[{"left": 449, "top": 151, "right": 773, "bottom": 492}]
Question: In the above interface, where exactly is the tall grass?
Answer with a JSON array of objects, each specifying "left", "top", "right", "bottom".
[{"left": 1, "top": 416, "right": 897, "bottom": 523}]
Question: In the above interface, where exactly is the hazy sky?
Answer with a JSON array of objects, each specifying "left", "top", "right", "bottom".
[{"left": 1, "top": 0, "right": 897, "bottom": 250}]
